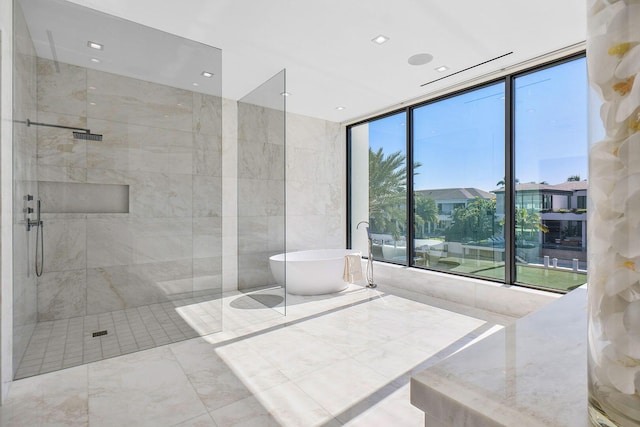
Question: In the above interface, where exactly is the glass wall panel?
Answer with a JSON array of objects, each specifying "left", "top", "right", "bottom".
[
  {"left": 13, "top": 0, "right": 223, "bottom": 379},
  {"left": 412, "top": 83, "right": 505, "bottom": 280},
  {"left": 514, "top": 57, "right": 588, "bottom": 291},
  {"left": 350, "top": 113, "right": 407, "bottom": 262},
  {"left": 237, "top": 70, "right": 286, "bottom": 315}
]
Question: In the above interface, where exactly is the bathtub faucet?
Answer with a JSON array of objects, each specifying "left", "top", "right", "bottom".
[
  {"left": 356, "top": 221, "right": 376, "bottom": 289},
  {"left": 356, "top": 221, "right": 370, "bottom": 238}
]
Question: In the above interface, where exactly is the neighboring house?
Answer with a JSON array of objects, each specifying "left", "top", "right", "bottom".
[
  {"left": 493, "top": 183, "right": 573, "bottom": 217},
  {"left": 493, "top": 181, "right": 588, "bottom": 258},
  {"left": 415, "top": 182, "right": 588, "bottom": 263},
  {"left": 415, "top": 187, "right": 495, "bottom": 234},
  {"left": 539, "top": 180, "right": 588, "bottom": 250}
]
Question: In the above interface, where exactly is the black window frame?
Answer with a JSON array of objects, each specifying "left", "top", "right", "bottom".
[{"left": 346, "top": 51, "right": 586, "bottom": 293}]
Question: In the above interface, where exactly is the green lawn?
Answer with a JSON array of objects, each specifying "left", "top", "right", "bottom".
[{"left": 429, "top": 258, "right": 586, "bottom": 292}]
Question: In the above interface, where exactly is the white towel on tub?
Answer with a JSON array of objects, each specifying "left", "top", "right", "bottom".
[{"left": 343, "top": 254, "right": 363, "bottom": 283}]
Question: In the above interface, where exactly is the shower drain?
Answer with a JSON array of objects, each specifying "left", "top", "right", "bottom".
[{"left": 92, "top": 330, "right": 108, "bottom": 337}]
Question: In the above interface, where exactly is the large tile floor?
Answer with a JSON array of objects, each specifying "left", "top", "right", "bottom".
[{"left": 0, "top": 284, "right": 514, "bottom": 426}]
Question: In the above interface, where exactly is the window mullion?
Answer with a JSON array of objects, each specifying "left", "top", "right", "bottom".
[
  {"left": 505, "top": 76, "right": 516, "bottom": 285},
  {"left": 406, "top": 107, "right": 414, "bottom": 267}
]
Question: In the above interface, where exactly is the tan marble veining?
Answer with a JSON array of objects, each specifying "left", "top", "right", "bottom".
[
  {"left": 411, "top": 288, "right": 587, "bottom": 427},
  {"left": 37, "top": 164, "right": 87, "bottom": 183},
  {"left": 41, "top": 219, "right": 87, "bottom": 272},
  {"left": 194, "top": 133, "right": 222, "bottom": 177},
  {"left": 87, "top": 69, "right": 193, "bottom": 132},
  {"left": 0, "top": 366, "right": 88, "bottom": 426},
  {"left": 193, "top": 93, "right": 222, "bottom": 136},
  {"left": 33, "top": 61, "right": 224, "bottom": 324},
  {"left": 37, "top": 269, "right": 87, "bottom": 321},
  {"left": 37, "top": 58, "right": 86, "bottom": 117},
  {"left": 35, "top": 111, "right": 87, "bottom": 169},
  {"left": 87, "top": 346, "right": 208, "bottom": 427},
  {"left": 12, "top": 2, "right": 40, "bottom": 377},
  {"left": 192, "top": 175, "right": 222, "bottom": 217},
  {"left": 6, "top": 284, "right": 518, "bottom": 426}
]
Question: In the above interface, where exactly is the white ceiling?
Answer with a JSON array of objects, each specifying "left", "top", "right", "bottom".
[{"left": 26, "top": 0, "right": 586, "bottom": 123}]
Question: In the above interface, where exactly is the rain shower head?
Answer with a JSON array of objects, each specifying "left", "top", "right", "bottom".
[
  {"left": 73, "top": 131, "right": 103, "bottom": 141},
  {"left": 17, "top": 119, "right": 104, "bottom": 141}
]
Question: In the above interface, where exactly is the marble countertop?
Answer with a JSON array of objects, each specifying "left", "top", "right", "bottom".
[{"left": 411, "top": 287, "right": 589, "bottom": 427}]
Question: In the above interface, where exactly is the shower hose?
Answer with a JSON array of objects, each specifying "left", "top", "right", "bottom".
[{"left": 35, "top": 221, "right": 43, "bottom": 277}]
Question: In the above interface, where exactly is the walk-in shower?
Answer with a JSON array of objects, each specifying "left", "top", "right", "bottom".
[{"left": 12, "top": 0, "right": 223, "bottom": 379}]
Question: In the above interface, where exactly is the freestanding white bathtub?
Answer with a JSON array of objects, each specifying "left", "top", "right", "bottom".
[{"left": 269, "top": 249, "right": 361, "bottom": 295}]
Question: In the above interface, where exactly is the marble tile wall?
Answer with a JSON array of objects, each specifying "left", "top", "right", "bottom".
[
  {"left": 12, "top": 1, "right": 38, "bottom": 376},
  {"left": 221, "top": 98, "right": 238, "bottom": 293},
  {"left": 373, "top": 261, "right": 559, "bottom": 318},
  {"left": 237, "top": 102, "right": 285, "bottom": 289},
  {"left": 237, "top": 102, "right": 345, "bottom": 290},
  {"left": 34, "top": 58, "right": 223, "bottom": 321},
  {"left": 286, "top": 113, "right": 345, "bottom": 252}
]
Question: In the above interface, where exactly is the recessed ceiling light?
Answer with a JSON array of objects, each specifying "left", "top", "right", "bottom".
[
  {"left": 408, "top": 53, "right": 433, "bottom": 66},
  {"left": 336, "top": 106, "right": 345, "bottom": 110},
  {"left": 192, "top": 82, "right": 199, "bottom": 86},
  {"left": 88, "top": 86, "right": 96, "bottom": 90},
  {"left": 87, "top": 41, "right": 103, "bottom": 50},
  {"left": 201, "top": 71, "right": 214, "bottom": 78},
  {"left": 90, "top": 58, "right": 100, "bottom": 63},
  {"left": 89, "top": 102, "right": 96, "bottom": 106},
  {"left": 280, "top": 91, "right": 291, "bottom": 97},
  {"left": 435, "top": 66, "right": 449, "bottom": 72},
  {"left": 372, "top": 35, "right": 390, "bottom": 45}
]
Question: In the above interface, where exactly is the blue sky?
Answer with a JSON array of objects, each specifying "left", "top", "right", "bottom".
[{"left": 368, "top": 57, "right": 595, "bottom": 192}]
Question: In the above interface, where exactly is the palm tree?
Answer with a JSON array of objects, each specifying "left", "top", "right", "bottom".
[
  {"left": 445, "top": 197, "right": 497, "bottom": 242},
  {"left": 368, "top": 147, "right": 422, "bottom": 240},
  {"left": 496, "top": 176, "right": 520, "bottom": 187},
  {"left": 516, "top": 207, "right": 549, "bottom": 242},
  {"left": 414, "top": 195, "right": 438, "bottom": 237},
  {"left": 369, "top": 148, "right": 406, "bottom": 239}
]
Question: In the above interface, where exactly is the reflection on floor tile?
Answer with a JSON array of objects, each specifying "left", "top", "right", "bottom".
[{"left": 3, "top": 284, "right": 514, "bottom": 426}]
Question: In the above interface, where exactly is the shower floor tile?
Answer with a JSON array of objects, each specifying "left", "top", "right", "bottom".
[{"left": 14, "top": 294, "right": 221, "bottom": 379}]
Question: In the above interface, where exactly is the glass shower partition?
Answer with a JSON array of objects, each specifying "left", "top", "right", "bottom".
[
  {"left": 12, "top": 0, "right": 223, "bottom": 379},
  {"left": 237, "top": 70, "right": 287, "bottom": 315}
]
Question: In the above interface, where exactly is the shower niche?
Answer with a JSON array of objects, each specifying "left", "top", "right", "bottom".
[
  {"left": 38, "top": 182, "right": 129, "bottom": 214},
  {"left": 12, "top": 0, "right": 223, "bottom": 378}
]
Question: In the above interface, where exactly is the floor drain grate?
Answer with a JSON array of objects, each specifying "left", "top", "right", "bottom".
[{"left": 92, "top": 330, "right": 108, "bottom": 337}]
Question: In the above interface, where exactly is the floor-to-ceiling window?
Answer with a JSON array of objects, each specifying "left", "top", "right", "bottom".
[
  {"left": 348, "top": 54, "right": 591, "bottom": 292},
  {"left": 350, "top": 112, "right": 407, "bottom": 263},
  {"left": 412, "top": 82, "right": 505, "bottom": 281},
  {"left": 513, "top": 57, "right": 588, "bottom": 290}
]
